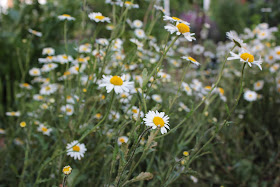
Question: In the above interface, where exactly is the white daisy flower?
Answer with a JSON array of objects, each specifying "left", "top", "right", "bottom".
[
  {"left": 226, "top": 31, "right": 245, "bottom": 47},
  {"left": 130, "top": 106, "right": 144, "bottom": 120},
  {"left": 40, "top": 84, "right": 58, "bottom": 95},
  {"left": 96, "top": 38, "right": 109, "bottom": 46},
  {"left": 244, "top": 90, "right": 258, "bottom": 102},
  {"left": 99, "top": 75, "right": 134, "bottom": 94},
  {"left": 269, "top": 64, "right": 279, "bottom": 73},
  {"left": 41, "top": 63, "right": 58, "bottom": 72},
  {"left": 154, "top": 5, "right": 165, "bottom": 13},
  {"left": 19, "top": 83, "right": 33, "bottom": 90},
  {"left": 109, "top": 111, "right": 120, "bottom": 122},
  {"left": 152, "top": 94, "right": 162, "bottom": 103},
  {"left": 33, "top": 94, "right": 44, "bottom": 101},
  {"left": 227, "top": 49, "right": 263, "bottom": 70},
  {"left": 265, "top": 53, "right": 276, "bottom": 64},
  {"left": 181, "top": 82, "right": 192, "bottom": 95},
  {"left": 132, "top": 20, "right": 143, "bottom": 28},
  {"left": 134, "top": 29, "right": 146, "bottom": 39},
  {"left": 164, "top": 22, "right": 196, "bottom": 42},
  {"left": 77, "top": 44, "right": 92, "bottom": 53},
  {"left": 181, "top": 56, "right": 200, "bottom": 66},
  {"left": 56, "top": 54, "right": 73, "bottom": 64},
  {"left": 58, "top": 14, "right": 75, "bottom": 21},
  {"left": 254, "top": 80, "right": 264, "bottom": 91},
  {"left": 88, "top": 12, "right": 110, "bottom": 23},
  {"left": 61, "top": 104, "right": 74, "bottom": 116},
  {"left": 130, "top": 38, "right": 143, "bottom": 50},
  {"left": 66, "top": 140, "right": 87, "bottom": 160},
  {"left": 178, "top": 102, "right": 190, "bottom": 112},
  {"left": 163, "top": 15, "right": 190, "bottom": 25},
  {"left": 29, "top": 68, "right": 41, "bottom": 76},
  {"left": 28, "top": 29, "right": 42, "bottom": 37},
  {"left": 62, "top": 166, "right": 72, "bottom": 175},
  {"left": 42, "top": 47, "right": 55, "bottom": 56},
  {"left": 192, "top": 44, "right": 205, "bottom": 55},
  {"left": 117, "top": 1, "right": 139, "bottom": 8},
  {"left": 118, "top": 136, "right": 128, "bottom": 145},
  {"left": 143, "top": 110, "right": 170, "bottom": 134},
  {"left": 274, "top": 46, "right": 280, "bottom": 60},
  {"left": 6, "top": 111, "right": 21, "bottom": 117},
  {"left": 37, "top": 124, "right": 52, "bottom": 136},
  {"left": 158, "top": 71, "right": 171, "bottom": 82}
]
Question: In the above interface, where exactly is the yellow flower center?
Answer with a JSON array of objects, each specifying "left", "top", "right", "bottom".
[
  {"left": 269, "top": 56, "right": 273, "bottom": 60},
  {"left": 75, "top": 67, "right": 79, "bottom": 71},
  {"left": 176, "top": 23, "right": 190, "bottom": 34},
  {"left": 45, "top": 86, "right": 51, "bottom": 91},
  {"left": 33, "top": 70, "right": 39, "bottom": 74},
  {"left": 110, "top": 76, "right": 123, "bottom": 86},
  {"left": 172, "top": 17, "right": 181, "bottom": 21},
  {"left": 185, "top": 86, "right": 190, "bottom": 91},
  {"left": 41, "top": 127, "right": 48, "bottom": 132},
  {"left": 95, "top": 15, "right": 105, "bottom": 20},
  {"left": 47, "top": 56, "right": 53, "bottom": 60},
  {"left": 10, "top": 112, "right": 16, "bottom": 116},
  {"left": 66, "top": 108, "right": 72, "bottom": 113},
  {"left": 153, "top": 116, "right": 165, "bottom": 127},
  {"left": 62, "top": 14, "right": 71, "bottom": 17},
  {"left": 256, "top": 82, "right": 261, "bottom": 87},
  {"left": 23, "top": 83, "right": 29, "bottom": 87},
  {"left": 20, "top": 122, "right": 26, "bottom": 127},
  {"left": 277, "top": 51, "right": 280, "bottom": 55},
  {"left": 132, "top": 109, "right": 138, "bottom": 113},
  {"left": 125, "top": 1, "right": 133, "bottom": 5},
  {"left": 63, "top": 166, "right": 71, "bottom": 174},
  {"left": 119, "top": 138, "right": 125, "bottom": 143},
  {"left": 96, "top": 113, "right": 101, "bottom": 118},
  {"left": 240, "top": 53, "right": 254, "bottom": 62},
  {"left": 218, "top": 88, "right": 224, "bottom": 95},
  {"left": 183, "top": 151, "right": 189, "bottom": 156},
  {"left": 67, "top": 96, "right": 72, "bottom": 100},
  {"left": 62, "top": 55, "right": 68, "bottom": 59},
  {"left": 72, "top": 145, "right": 80, "bottom": 152},
  {"left": 188, "top": 56, "right": 196, "bottom": 62},
  {"left": 64, "top": 71, "right": 71, "bottom": 76}
]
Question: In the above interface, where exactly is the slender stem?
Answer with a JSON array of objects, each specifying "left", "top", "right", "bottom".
[
  {"left": 116, "top": 127, "right": 152, "bottom": 186},
  {"left": 142, "top": 35, "right": 180, "bottom": 89},
  {"left": 156, "top": 45, "right": 237, "bottom": 139},
  {"left": 168, "top": 62, "right": 190, "bottom": 112}
]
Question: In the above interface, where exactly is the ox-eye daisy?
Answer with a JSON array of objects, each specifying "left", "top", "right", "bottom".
[
  {"left": 227, "top": 49, "right": 263, "bottom": 70},
  {"left": 61, "top": 104, "right": 74, "bottom": 116},
  {"left": 62, "top": 165, "right": 72, "bottom": 175},
  {"left": 29, "top": 68, "right": 41, "bottom": 76},
  {"left": 163, "top": 15, "right": 190, "bottom": 25},
  {"left": 181, "top": 56, "right": 200, "bottom": 66},
  {"left": 226, "top": 31, "right": 245, "bottom": 47},
  {"left": 164, "top": 22, "right": 195, "bottom": 41},
  {"left": 244, "top": 90, "right": 258, "bottom": 102},
  {"left": 37, "top": 124, "right": 52, "bottom": 136},
  {"left": 99, "top": 75, "right": 134, "bottom": 94},
  {"left": 58, "top": 14, "right": 75, "bottom": 21},
  {"left": 28, "top": 29, "right": 42, "bottom": 37},
  {"left": 88, "top": 12, "right": 110, "bottom": 23},
  {"left": 6, "top": 111, "right": 21, "bottom": 117},
  {"left": 143, "top": 111, "right": 170, "bottom": 134},
  {"left": 254, "top": 80, "right": 264, "bottom": 91},
  {"left": 66, "top": 140, "right": 87, "bottom": 160},
  {"left": 42, "top": 47, "right": 55, "bottom": 56},
  {"left": 118, "top": 136, "right": 128, "bottom": 145}
]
